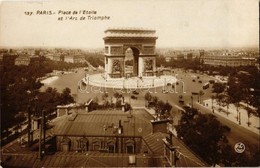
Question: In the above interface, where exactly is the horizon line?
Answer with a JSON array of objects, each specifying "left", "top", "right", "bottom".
[{"left": 0, "top": 45, "right": 259, "bottom": 50}]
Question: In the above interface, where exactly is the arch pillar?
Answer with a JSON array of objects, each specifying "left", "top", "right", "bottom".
[{"left": 138, "top": 57, "right": 144, "bottom": 77}]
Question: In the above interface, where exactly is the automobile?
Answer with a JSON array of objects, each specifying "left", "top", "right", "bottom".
[
  {"left": 183, "top": 104, "right": 192, "bottom": 109},
  {"left": 209, "top": 80, "right": 215, "bottom": 84},
  {"left": 162, "top": 89, "right": 169, "bottom": 94},
  {"left": 179, "top": 100, "right": 184, "bottom": 104},
  {"left": 132, "top": 90, "right": 139, "bottom": 95},
  {"left": 131, "top": 95, "right": 137, "bottom": 99},
  {"left": 203, "top": 82, "right": 210, "bottom": 89}
]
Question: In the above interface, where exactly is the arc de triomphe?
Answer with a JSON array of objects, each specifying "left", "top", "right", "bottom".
[{"left": 103, "top": 28, "right": 158, "bottom": 78}]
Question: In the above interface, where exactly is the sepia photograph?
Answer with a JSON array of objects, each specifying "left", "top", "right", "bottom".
[{"left": 0, "top": 0, "right": 259, "bottom": 167}]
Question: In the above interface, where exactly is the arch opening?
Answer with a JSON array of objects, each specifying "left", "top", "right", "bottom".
[{"left": 125, "top": 47, "right": 140, "bottom": 77}]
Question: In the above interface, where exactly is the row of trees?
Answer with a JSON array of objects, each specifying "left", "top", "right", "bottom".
[
  {"left": 1, "top": 59, "right": 76, "bottom": 141},
  {"left": 86, "top": 55, "right": 104, "bottom": 68},
  {"left": 157, "top": 54, "right": 258, "bottom": 77},
  {"left": 86, "top": 92, "right": 131, "bottom": 112},
  {"left": 44, "top": 58, "right": 88, "bottom": 71},
  {"left": 211, "top": 70, "right": 260, "bottom": 126},
  {"left": 158, "top": 56, "right": 260, "bottom": 121},
  {"left": 145, "top": 92, "right": 172, "bottom": 120},
  {"left": 156, "top": 56, "right": 203, "bottom": 71},
  {"left": 176, "top": 107, "right": 260, "bottom": 166}
]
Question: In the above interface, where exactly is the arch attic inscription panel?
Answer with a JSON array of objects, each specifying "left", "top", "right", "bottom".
[{"left": 103, "top": 28, "right": 158, "bottom": 78}]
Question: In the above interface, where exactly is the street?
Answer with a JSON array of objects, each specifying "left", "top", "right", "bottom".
[{"left": 194, "top": 103, "right": 259, "bottom": 149}]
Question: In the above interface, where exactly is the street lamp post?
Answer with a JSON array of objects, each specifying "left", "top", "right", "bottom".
[
  {"left": 43, "top": 110, "right": 46, "bottom": 154},
  {"left": 38, "top": 109, "right": 47, "bottom": 160},
  {"left": 211, "top": 96, "right": 214, "bottom": 113},
  {"left": 38, "top": 113, "right": 43, "bottom": 160},
  {"left": 27, "top": 103, "right": 32, "bottom": 147},
  {"left": 238, "top": 111, "right": 241, "bottom": 125},
  {"left": 191, "top": 96, "right": 194, "bottom": 109},
  {"left": 27, "top": 91, "right": 38, "bottom": 147}
]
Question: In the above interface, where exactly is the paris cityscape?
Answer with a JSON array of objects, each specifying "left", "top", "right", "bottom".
[{"left": 1, "top": 0, "right": 259, "bottom": 167}]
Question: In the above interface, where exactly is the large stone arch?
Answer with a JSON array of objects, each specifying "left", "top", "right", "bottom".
[{"left": 103, "top": 28, "right": 158, "bottom": 78}]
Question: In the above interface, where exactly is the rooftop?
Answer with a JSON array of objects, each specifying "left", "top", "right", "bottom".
[
  {"left": 104, "top": 27, "right": 158, "bottom": 39},
  {"left": 105, "top": 27, "right": 156, "bottom": 33},
  {"left": 143, "top": 132, "right": 207, "bottom": 167},
  {"left": 54, "top": 110, "right": 153, "bottom": 137},
  {"left": 1, "top": 109, "right": 207, "bottom": 167}
]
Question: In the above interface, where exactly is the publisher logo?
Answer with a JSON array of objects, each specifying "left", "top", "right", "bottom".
[{"left": 234, "top": 142, "right": 245, "bottom": 153}]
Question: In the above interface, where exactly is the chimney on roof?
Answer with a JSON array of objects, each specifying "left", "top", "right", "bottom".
[{"left": 118, "top": 120, "right": 123, "bottom": 134}]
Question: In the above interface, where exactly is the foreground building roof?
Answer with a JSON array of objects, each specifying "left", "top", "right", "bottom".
[
  {"left": 1, "top": 109, "right": 207, "bottom": 167},
  {"left": 54, "top": 110, "right": 153, "bottom": 137}
]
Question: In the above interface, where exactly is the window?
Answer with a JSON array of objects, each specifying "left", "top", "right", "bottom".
[
  {"left": 108, "top": 145, "right": 115, "bottom": 153},
  {"left": 125, "top": 139, "right": 135, "bottom": 154},
  {"left": 107, "top": 140, "right": 116, "bottom": 153},
  {"left": 93, "top": 144, "right": 100, "bottom": 151},
  {"left": 78, "top": 138, "right": 88, "bottom": 152},
  {"left": 126, "top": 145, "right": 134, "bottom": 153},
  {"left": 93, "top": 140, "right": 101, "bottom": 151},
  {"left": 61, "top": 137, "right": 71, "bottom": 152},
  {"left": 105, "top": 46, "right": 109, "bottom": 54}
]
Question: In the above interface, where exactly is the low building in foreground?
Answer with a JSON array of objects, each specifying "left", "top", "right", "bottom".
[{"left": 1, "top": 109, "right": 206, "bottom": 167}]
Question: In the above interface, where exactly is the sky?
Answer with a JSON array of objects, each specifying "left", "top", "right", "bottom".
[{"left": 0, "top": 0, "right": 259, "bottom": 49}]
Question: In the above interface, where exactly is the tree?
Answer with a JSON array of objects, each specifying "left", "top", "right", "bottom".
[
  {"left": 198, "top": 90, "right": 204, "bottom": 104},
  {"left": 227, "top": 83, "right": 243, "bottom": 124},
  {"left": 115, "top": 99, "right": 122, "bottom": 109},
  {"left": 144, "top": 92, "right": 152, "bottom": 107},
  {"left": 164, "top": 101, "right": 172, "bottom": 119},
  {"left": 242, "top": 88, "right": 254, "bottom": 126},
  {"left": 216, "top": 93, "right": 225, "bottom": 111},
  {"left": 151, "top": 96, "right": 158, "bottom": 106},
  {"left": 212, "top": 83, "right": 225, "bottom": 113},
  {"left": 221, "top": 94, "right": 231, "bottom": 116},
  {"left": 244, "top": 106, "right": 254, "bottom": 127},
  {"left": 155, "top": 100, "right": 165, "bottom": 119},
  {"left": 211, "top": 95, "right": 215, "bottom": 112},
  {"left": 212, "top": 82, "right": 225, "bottom": 96},
  {"left": 59, "top": 88, "right": 74, "bottom": 105},
  {"left": 176, "top": 107, "right": 231, "bottom": 166},
  {"left": 113, "top": 92, "right": 122, "bottom": 100},
  {"left": 125, "top": 102, "right": 132, "bottom": 112},
  {"left": 101, "top": 92, "right": 109, "bottom": 108}
]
